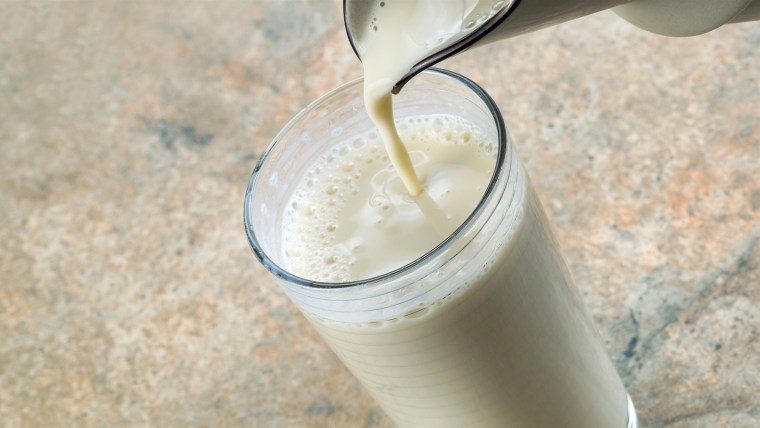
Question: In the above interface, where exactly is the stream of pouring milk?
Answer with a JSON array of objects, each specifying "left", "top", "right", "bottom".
[
  {"left": 285, "top": 0, "right": 511, "bottom": 282},
  {"left": 359, "top": 0, "right": 509, "bottom": 196},
  {"left": 282, "top": 0, "right": 510, "bottom": 281}
]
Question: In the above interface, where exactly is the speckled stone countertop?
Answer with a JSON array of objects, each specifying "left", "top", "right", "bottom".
[{"left": 1, "top": 1, "right": 758, "bottom": 427}]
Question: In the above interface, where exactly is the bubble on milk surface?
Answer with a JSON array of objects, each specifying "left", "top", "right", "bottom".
[{"left": 282, "top": 114, "right": 497, "bottom": 285}]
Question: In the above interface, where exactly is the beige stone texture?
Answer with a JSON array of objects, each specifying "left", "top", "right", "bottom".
[{"left": 1, "top": 1, "right": 758, "bottom": 427}]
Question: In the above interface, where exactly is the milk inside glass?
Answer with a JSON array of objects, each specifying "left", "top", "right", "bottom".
[
  {"left": 283, "top": 115, "right": 494, "bottom": 282},
  {"left": 278, "top": 115, "right": 628, "bottom": 427}
]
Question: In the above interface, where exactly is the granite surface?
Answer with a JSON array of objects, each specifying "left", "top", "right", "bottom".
[{"left": 1, "top": 1, "right": 758, "bottom": 427}]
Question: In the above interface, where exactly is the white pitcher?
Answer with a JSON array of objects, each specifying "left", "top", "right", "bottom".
[{"left": 344, "top": 0, "right": 760, "bottom": 93}]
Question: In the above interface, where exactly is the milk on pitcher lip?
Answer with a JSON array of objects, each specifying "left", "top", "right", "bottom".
[{"left": 352, "top": 0, "right": 511, "bottom": 71}]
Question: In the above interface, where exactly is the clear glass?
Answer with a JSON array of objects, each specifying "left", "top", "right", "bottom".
[{"left": 244, "top": 69, "right": 638, "bottom": 428}]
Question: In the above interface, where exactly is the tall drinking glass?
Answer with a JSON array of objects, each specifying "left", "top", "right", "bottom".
[{"left": 244, "top": 69, "right": 638, "bottom": 427}]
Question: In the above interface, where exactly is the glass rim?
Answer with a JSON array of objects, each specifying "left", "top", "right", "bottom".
[{"left": 243, "top": 68, "right": 508, "bottom": 289}]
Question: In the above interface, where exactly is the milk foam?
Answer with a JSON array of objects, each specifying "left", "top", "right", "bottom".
[{"left": 282, "top": 115, "right": 495, "bottom": 282}]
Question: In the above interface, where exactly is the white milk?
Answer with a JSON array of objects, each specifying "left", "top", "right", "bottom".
[
  {"left": 282, "top": 115, "right": 628, "bottom": 427},
  {"left": 357, "top": 0, "right": 510, "bottom": 196},
  {"left": 283, "top": 115, "right": 494, "bottom": 282}
]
